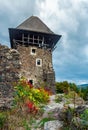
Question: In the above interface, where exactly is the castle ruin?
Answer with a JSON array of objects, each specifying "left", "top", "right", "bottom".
[{"left": 0, "top": 16, "right": 61, "bottom": 97}]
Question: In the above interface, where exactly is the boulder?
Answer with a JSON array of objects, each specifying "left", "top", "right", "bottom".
[
  {"left": 44, "top": 120, "right": 63, "bottom": 130},
  {"left": 43, "top": 102, "right": 64, "bottom": 120},
  {"left": 75, "top": 105, "right": 88, "bottom": 115}
]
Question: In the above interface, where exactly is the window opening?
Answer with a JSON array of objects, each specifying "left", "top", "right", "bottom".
[
  {"left": 32, "top": 49, "right": 36, "bottom": 54},
  {"left": 31, "top": 48, "right": 36, "bottom": 55},
  {"left": 29, "top": 80, "right": 33, "bottom": 85},
  {"left": 36, "top": 59, "right": 42, "bottom": 66}
]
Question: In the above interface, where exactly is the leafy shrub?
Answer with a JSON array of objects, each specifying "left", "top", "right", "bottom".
[
  {"left": 64, "top": 91, "right": 78, "bottom": 99},
  {"left": 38, "top": 117, "right": 55, "bottom": 127},
  {"left": 0, "top": 112, "right": 7, "bottom": 129},
  {"left": 80, "top": 109, "right": 88, "bottom": 121},
  {"left": 14, "top": 78, "right": 51, "bottom": 114},
  {"left": 79, "top": 87, "right": 88, "bottom": 100},
  {"left": 56, "top": 81, "right": 69, "bottom": 94},
  {"left": 56, "top": 81, "right": 79, "bottom": 94}
]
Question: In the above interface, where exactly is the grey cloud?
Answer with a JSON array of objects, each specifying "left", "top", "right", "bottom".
[{"left": 0, "top": 0, "right": 37, "bottom": 46}]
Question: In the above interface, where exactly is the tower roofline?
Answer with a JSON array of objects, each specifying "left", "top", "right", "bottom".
[
  {"left": 9, "top": 16, "right": 61, "bottom": 50},
  {"left": 16, "top": 16, "right": 54, "bottom": 34},
  {"left": 9, "top": 28, "right": 61, "bottom": 50}
]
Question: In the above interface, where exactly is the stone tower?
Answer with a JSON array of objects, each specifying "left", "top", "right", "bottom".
[{"left": 9, "top": 16, "right": 61, "bottom": 92}]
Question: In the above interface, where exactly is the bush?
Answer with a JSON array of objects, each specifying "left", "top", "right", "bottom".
[
  {"left": 79, "top": 87, "right": 88, "bottom": 100},
  {"left": 80, "top": 109, "right": 88, "bottom": 121},
  {"left": 56, "top": 81, "right": 79, "bottom": 94},
  {"left": 55, "top": 81, "right": 69, "bottom": 94},
  {"left": 0, "top": 112, "right": 7, "bottom": 129},
  {"left": 14, "top": 78, "right": 51, "bottom": 114}
]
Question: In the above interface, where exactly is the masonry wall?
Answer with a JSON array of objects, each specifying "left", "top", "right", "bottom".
[
  {"left": 0, "top": 44, "right": 20, "bottom": 98},
  {"left": 0, "top": 43, "right": 56, "bottom": 97},
  {"left": 17, "top": 45, "right": 55, "bottom": 92}
]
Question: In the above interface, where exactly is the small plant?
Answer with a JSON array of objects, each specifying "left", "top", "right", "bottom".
[
  {"left": 22, "top": 117, "right": 38, "bottom": 130},
  {"left": 38, "top": 117, "right": 55, "bottom": 127},
  {"left": 80, "top": 109, "right": 88, "bottom": 121},
  {"left": 55, "top": 95, "right": 63, "bottom": 103},
  {"left": 0, "top": 112, "right": 7, "bottom": 129},
  {"left": 25, "top": 100, "right": 39, "bottom": 114},
  {"left": 63, "top": 126, "right": 71, "bottom": 130},
  {"left": 23, "top": 119, "right": 31, "bottom": 130},
  {"left": 79, "top": 87, "right": 88, "bottom": 100}
]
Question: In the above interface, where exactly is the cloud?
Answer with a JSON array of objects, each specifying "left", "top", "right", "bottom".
[
  {"left": 0, "top": 0, "right": 37, "bottom": 46},
  {"left": 37, "top": 0, "right": 88, "bottom": 84}
]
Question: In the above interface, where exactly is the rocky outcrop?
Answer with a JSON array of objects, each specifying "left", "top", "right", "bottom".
[
  {"left": 0, "top": 93, "right": 87, "bottom": 130},
  {"left": 42, "top": 94, "right": 87, "bottom": 130}
]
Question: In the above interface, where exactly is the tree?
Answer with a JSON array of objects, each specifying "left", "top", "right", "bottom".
[{"left": 56, "top": 81, "right": 78, "bottom": 94}]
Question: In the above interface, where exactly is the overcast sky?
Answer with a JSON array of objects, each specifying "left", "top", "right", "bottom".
[{"left": 0, "top": 0, "right": 88, "bottom": 85}]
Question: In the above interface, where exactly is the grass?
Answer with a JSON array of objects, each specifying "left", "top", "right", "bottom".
[{"left": 37, "top": 117, "right": 55, "bottom": 127}]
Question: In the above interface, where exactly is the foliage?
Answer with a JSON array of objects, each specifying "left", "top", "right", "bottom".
[
  {"left": 56, "top": 81, "right": 69, "bottom": 94},
  {"left": 55, "top": 81, "right": 88, "bottom": 129},
  {"left": 0, "top": 78, "right": 51, "bottom": 129},
  {"left": 79, "top": 87, "right": 88, "bottom": 100},
  {"left": 64, "top": 91, "right": 78, "bottom": 99},
  {"left": 22, "top": 117, "right": 36, "bottom": 130},
  {"left": 0, "top": 112, "right": 7, "bottom": 129},
  {"left": 69, "top": 83, "right": 79, "bottom": 93},
  {"left": 14, "top": 78, "right": 51, "bottom": 114},
  {"left": 38, "top": 117, "right": 55, "bottom": 127},
  {"left": 62, "top": 107, "right": 88, "bottom": 130},
  {"left": 63, "top": 127, "right": 71, "bottom": 130},
  {"left": 56, "top": 81, "right": 88, "bottom": 101},
  {"left": 56, "top": 81, "right": 79, "bottom": 94},
  {"left": 80, "top": 109, "right": 88, "bottom": 121},
  {"left": 54, "top": 94, "right": 63, "bottom": 103}
]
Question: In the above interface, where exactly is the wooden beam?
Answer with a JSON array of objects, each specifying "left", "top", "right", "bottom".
[{"left": 22, "top": 34, "right": 24, "bottom": 45}]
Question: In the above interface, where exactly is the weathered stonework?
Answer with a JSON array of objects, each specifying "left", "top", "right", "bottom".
[
  {"left": 17, "top": 45, "right": 55, "bottom": 91},
  {"left": 0, "top": 16, "right": 61, "bottom": 98},
  {"left": 0, "top": 44, "right": 20, "bottom": 97},
  {"left": 0, "top": 43, "right": 55, "bottom": 97}
]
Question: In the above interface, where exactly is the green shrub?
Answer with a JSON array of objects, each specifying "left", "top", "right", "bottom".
[
  {"left": 79, "top": 87, "right": 88, "bottom": 100},
  {"left": 80, "top": 109, "right": 88, "bottom": 121},
  {"left": 14, "top": 78, "right": 50, "bottom": 114},
  {"left": 0, "top": 112, "right": 7, "bottom": 128},
  {"left": 56, "top": 81, "right": 79, "bottom": 94},
  {"left": 38, "top": 117, "right": 55, "bottom": 127}
]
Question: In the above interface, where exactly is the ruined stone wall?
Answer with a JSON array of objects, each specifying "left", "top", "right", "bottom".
[
  {"left": 0, "top": 44, "right": 20, "bottom": 97},
  {"left": 0, "top": 43, "right": 55, "bottom": 97}
]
